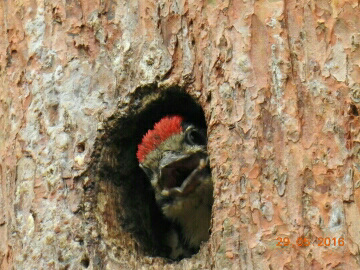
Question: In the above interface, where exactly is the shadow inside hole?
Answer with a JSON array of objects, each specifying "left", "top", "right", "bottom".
[
  {"left": 77, "top": 142, "right": 86, "bottom": 153},
  {"left": 80, "top": 256, "right": 90, "bottom": 268},
  {"left": 95, "top": 87, "right": 208, "bottom": 258}
]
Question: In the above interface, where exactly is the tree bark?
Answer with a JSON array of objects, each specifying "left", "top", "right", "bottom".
[{"left": 1, "top": 0, "right": 360, "bottom": 269}]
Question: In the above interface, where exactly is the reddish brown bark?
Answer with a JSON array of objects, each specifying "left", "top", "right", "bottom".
[{"left": 1, "top": 0, "right": 360, "bottom": 269}]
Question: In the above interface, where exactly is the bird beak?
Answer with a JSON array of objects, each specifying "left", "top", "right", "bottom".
[{"left": 159, "top": 152, "right": 209, "bottom": 196}]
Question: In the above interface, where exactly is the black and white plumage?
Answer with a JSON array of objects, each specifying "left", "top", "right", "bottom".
[{"left": 137, "top": 115, "right": 213, "bottom": 259}]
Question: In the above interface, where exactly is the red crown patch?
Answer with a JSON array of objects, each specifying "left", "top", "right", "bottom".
[{"left": 137, "top": 115, "right": 183, "bottom": 162}]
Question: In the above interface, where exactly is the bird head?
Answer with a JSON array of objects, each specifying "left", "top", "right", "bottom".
[{"left": 137, "top": 115, "right": 209, "bottom": 198}]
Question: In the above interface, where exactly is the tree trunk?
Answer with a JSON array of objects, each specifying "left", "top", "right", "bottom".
[{"left": 1, "top": 0, "right": 360, "bottom": 269}]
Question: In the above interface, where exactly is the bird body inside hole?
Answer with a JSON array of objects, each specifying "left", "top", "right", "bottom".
[{"left": 137, "top": 115, "right": 213, "bottom": 259}]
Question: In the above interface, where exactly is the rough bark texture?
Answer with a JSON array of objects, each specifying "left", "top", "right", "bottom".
[{"left": 1, "top": 0, "right": 360, "bottom": 269}]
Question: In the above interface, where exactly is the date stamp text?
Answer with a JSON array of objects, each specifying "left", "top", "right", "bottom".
[{"left": 276, "top": 237, "right": 344, "bottom": 247}]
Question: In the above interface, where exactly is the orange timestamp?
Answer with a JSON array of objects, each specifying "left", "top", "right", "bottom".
[{"left": 276, "top": 237, "right": 345, "bottom": 247}]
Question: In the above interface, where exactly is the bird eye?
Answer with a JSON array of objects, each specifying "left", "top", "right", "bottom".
[{"left": 185, "top": 128, "right": 206, "bottom": 146}]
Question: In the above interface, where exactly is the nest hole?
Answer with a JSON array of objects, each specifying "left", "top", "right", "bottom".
[{"left": 91, "top": 87, "right": 209, "bottom": 260}]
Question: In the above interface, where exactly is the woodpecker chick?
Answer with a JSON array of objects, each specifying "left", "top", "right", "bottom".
[{"left": 137, "top": 115, "right": 213, "bottom": 259}]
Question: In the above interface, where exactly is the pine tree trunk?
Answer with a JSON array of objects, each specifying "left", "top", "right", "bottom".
[{"left": 1, "top": 0, "right": 360, "bottom": 269}]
